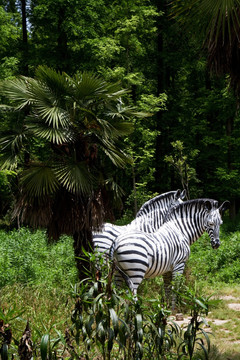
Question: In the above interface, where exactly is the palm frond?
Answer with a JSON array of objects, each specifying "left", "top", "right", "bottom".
[
  {"left": 0, "top": 131, "right": 26, "bottom": 153},
  {"left": 24, "top": 78, "right": 71, "bottom": 128},
  {"left": 54, "top": 160, "right": 95, "bottom": 194},
  {"left": 0, "top": 153, "right": 21, "bottom": 170},
  {"left": 171, "top": 0, "right": 240, "bottom": 44},
  {"left": 72, "top": 72, "right": 108, "bottom": 99},
  {"left": 96, "top": 117, "right": 134, "bottom": 140},
  {"left": 99, "top": 138, "right": 133, "bottom": 168},
  {"left": 26, "top": 116, "right": 75, "bottom": 144},
  {"left": 35, "top": 65, "right": 71, "bottom": 99},
  {"left": 0, "top": 77, "right": 34, "bottom": 109},
  {"left": 20, "top": 164, "right": 60, "bottom": 198},
  {"left": 171, "top": 0, "right": 240, "bottom": 91}
]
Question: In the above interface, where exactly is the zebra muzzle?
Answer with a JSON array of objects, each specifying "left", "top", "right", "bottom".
[{"left": 211, "top": 239, "right": 220, "bottom": 249}]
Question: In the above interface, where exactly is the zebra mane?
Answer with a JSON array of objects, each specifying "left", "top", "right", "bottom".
[
  {"left": 165, "top": 198, "right": 219, "bottom": 220},
  {"left": 136, "top": 190, "right": 180, "bottom": 218}
]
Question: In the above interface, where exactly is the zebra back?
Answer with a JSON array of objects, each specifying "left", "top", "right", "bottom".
[
  {"left": 93, "top": 189, "right": 185, "bottom": 254},
  {"left": 130, "top": 189, "right": 185, "bottom": 232}
]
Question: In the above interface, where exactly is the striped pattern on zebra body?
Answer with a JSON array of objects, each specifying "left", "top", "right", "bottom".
[
  {"left": 93, "top": 189, "right": 186, "bottom": 257},
  {"left": 111, "top": 198, "right": 230, "bottom": 309}
]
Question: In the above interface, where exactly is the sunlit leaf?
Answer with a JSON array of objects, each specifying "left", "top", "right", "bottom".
[{"left": 54, "top": 160, "right": 95, "bottom": 194}]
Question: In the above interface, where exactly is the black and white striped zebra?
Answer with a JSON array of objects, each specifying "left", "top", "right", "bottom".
[
  {"left": 111, "top": 198, "right": 229, "bottom": 307},
  {"left": 93, "top": 189, "right": 186, "bottom": 258}
]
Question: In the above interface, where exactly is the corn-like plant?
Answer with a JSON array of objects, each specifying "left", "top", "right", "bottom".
[
  {"left": 144, "top": 300, "right": 180, "bottom": 359},
  {"left": 175, "top": 282, "right": 215, "bottom": 360}
]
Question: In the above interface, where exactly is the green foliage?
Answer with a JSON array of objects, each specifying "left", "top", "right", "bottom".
[
  {"left": 175, "top": 281, "right": 213, "bottom": 360},
  {"left": 164, "top": 141, "right": 200, "bottom": 199},
  {"left": 0, "top": 229, "right": 231, "bottom": 359},
  {"left": 0, "top": 6, "right": 20, "bottom": 79},
  {"left": 188, "top": 230, "right": 240, "bottom": 283},
  {"left": 0, "top": 228, "right": 77, "bottom": 288},
  {"left": 0, "top": 169, "right": 16, "bottom": 217}
]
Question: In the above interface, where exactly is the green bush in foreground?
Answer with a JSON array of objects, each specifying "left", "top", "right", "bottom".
[{"left": 0, "top": 228, "right": 77, "bottom": 289}]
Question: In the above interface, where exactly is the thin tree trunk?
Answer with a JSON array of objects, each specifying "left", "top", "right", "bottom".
[
  {"left": 20, "top": 0, "right": 28, "bottom": 75},
  {"left": 132, "top": 166, "right": 138, "bottom": 216},
  {"left": 154, "top": 0, "right": 169, "bottom": 191},
  {"left": 226, "top": 114, "right": 236, "bottom": 219},
  {"left": 73, "top": 230, "right": 93, "bottom": 281}
]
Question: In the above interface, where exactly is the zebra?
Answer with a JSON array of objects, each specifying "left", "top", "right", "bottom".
[
  {"left": 111, "top": 198, "right": 230, "bottom": 308},
  {"left": 93, "top": 189, "right": 186, "bottom": 258}
]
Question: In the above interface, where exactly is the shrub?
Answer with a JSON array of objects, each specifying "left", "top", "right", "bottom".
[
  {"left": 188, "top": 230, "right": 240, "bottom": 283},
  {"left": 0, "top": 228, "right": 77, "bottom": 289}
]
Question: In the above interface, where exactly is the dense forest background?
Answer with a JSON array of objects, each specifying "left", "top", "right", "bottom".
[{"left": 0, "top": 0, "right": 239, "bottom": 230}]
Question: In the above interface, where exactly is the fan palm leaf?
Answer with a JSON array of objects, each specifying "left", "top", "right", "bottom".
[
  {"left": 20, "top": 164, "right": 60, "bottom": 198},
  {"left": 0, "top": 77, "right": 34, "bottom": 109},
  {"left": 35, "top": 66, "right": 72, "bottom": 100},
  {"left": 26, "top": 115, "right": 75, "bottom": 144},
  {"left": 53, "top": 159, "right": 95, "bottom": 195},
  {"left": 98, "top": 137, "right": 133, "bottom": 168}
]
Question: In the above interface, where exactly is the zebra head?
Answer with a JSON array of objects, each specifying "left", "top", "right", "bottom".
[
  {"left": 162, "top": 189, "right": 186, "bottom": 222},
  {"left": 205, "top": 200, "right": 230, "bottom": 249}
]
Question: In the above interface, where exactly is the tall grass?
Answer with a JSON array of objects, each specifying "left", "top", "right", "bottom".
[
  {"left": 0, "top": 226, "right": 239, "bottom": 359},
  {"left": 0, "top": 227, "right": 77, "bottom": 289}
]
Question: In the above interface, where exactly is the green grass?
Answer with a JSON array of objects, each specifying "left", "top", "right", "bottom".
[
  {"left": 0, "top": 227, "right": 240, "bottom": 359},
  {"left": 0, "top": 227, "right": 78, "bottom": 288}
]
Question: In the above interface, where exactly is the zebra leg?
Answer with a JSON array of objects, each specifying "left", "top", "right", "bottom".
[
  {"left": 171, "top": 263, "right": 185, "bottom": 311},
  {"left": 114, "top": 269, "right": 125, "bottom": 288},
  {"left": 162, "top": 271, "right": 173, "bottom": 307}
]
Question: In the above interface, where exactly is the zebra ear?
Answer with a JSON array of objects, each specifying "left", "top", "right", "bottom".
[
  {"left": 219, "top": 201, "right": 230, "bottom": 215},
  {"left": 204, "top": 200, "right": 212, "bottom": 211},
  {"left": 180, "top": 189, "right": 186, "bottom": 200},
  {"left": 174, "top": 189, "right": 181, "bottom": 200}
]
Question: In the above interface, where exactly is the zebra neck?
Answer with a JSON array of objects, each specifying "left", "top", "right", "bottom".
[
  {"left": 171, "top": 215, "right": 206, "bottom": 245},
  {"left": 130, "top": 212, "right": 163, "bottom": 232}
]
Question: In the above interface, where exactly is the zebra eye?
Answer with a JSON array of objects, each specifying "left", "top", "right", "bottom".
[{"left": 208, "top": 221, "right": 214, "bottom": 226}]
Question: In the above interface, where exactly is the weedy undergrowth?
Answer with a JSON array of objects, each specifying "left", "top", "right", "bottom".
[
  {"left": 0, "top": 249, "right": 214, "bottom": 359},
  {"left": 173, "top": 279, "right": 216, "bottom": 360}
]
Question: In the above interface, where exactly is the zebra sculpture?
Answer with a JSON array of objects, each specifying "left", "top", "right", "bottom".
[
  {"left": 93, "top": 189, "right": 186, "bottom": 258},
  {"left": 111, "top": 198, "right": 230, "bottom": 308}
]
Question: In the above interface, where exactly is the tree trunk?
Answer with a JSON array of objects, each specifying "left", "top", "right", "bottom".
[
  {"left": 226, "top": 114, "right": 236, "bottom": 219},
  {"left": 73, "top": 230, "right": 93, "bottom": 281},
  {"left": 57, "top": 6, "right": 68, "bottom": 72},
  {"left": 153, "top": 0, "right": 169, "bottom": 192},
  {"left": 20, "top": 0, "right": 28, "bottom": 75}
]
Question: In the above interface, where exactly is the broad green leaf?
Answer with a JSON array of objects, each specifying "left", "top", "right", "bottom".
[
  {"left": 1, "top": 343, "right": 8, "bottom": 360},
  {"left": 40, "top": 334, "right": 49, "bottom": 360},
  {"left": 109, "top": 308, "right": 119, "bottom": 335},
  {"left": 195, "top": 298, "right": 208, "bottom": 310}
]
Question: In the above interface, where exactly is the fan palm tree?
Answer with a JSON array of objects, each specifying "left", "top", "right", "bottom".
[
  {"left": 0, "top": 66, "right": 140, "bottom": 279},
  {"left": 171, "top": 0, "right": 240, "bottom": 93}
]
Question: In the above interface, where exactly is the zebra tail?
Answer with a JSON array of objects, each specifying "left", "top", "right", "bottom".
[
  {"left": 115, "top": 264, "right": 135, "bottom": 290},
  {"left": 109, "top": 241, "right": 135, "bottom": 292}
]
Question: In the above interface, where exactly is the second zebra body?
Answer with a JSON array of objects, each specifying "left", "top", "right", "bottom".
[
  {"left": 93, "top": 189, "right": 186, "bottom": 257},
  {"left": 111, "top": 198, "right": 229, "bottom": 308}
]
